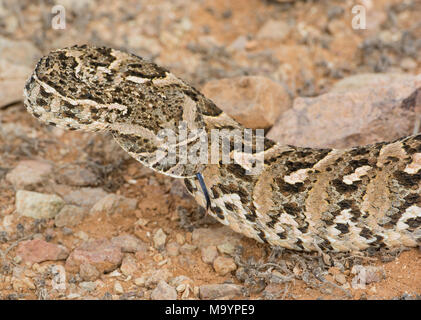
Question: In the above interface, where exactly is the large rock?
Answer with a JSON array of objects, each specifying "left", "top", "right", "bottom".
[
  {"left": 15, "top": 190, "right": 65, "bottom": 219},
  {"left": 0, "top": 37, "right": 41, "bottom": 107},
  {"left": 65, "top": 238, "right": 123, "bottom": 274},
  {"left": 202, "top": 76, "right": 291, "bottom": 129},
  {"left": 6, "top": 160, "right": 53, "bottom": 190},
  {"left": 16, "top": 239, "right": 69, "bottom": 264},
  {"left": 267, "top": 74, "right": 421, "bottom": 148}
]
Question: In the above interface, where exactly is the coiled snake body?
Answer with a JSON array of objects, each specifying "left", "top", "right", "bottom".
[{"left": 24, "top": 45, "right": 421, "bottom": 252}]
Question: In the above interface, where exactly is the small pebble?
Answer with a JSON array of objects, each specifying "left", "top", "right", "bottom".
[
  {"left": 334, "top": 274, "right": 347, "bottom": 285},
  {"left": 217, "top": 242, "right": 236, "bottom": 255},
  {"left": 400, "top": 57, "right": 417, "bottom": 70},
  {"left": 120, "top": 255, "right": 138, "bottom": 276},
  {"left": 166, "top": 242, "right": 180, "bottom": 257},
  {"left": 153, "top": 228, "right": 167, "bottom": 250},
  {"left": 79, "top": 281, "right": 97, "bottom": 292},
  {"left": 199, "top": 284, "right": 243, "bottom": 300},
  {"left": 111, "top": 234, "right": 147, "bottom": 253},
  {"left": 179, "top": 243, "right": 197, "bottom": 255},
  {"left": 213, "top": 256, "right": 237, "bottom": 276},
  {"left": 144, "top": 269, "right": 173, "bottom": 289},
  {"left": 175, "top": 233, "right": 185, "bottom": 245},
  {"left": 134, "top": 277, "right": 145, "bottom": 287},
  {"left": 114, "top": 281, "right": 124, "bottom": 294},
  {"left": 79, "top": 263, "right": 100, "bottom": 281},
  {"left": 201, "top": 246, "right": 218, "bottom": 264}
]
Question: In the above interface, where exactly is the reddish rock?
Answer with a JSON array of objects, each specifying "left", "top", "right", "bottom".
[
  {"left": 65, "top": 238, "right": 123, "bottom": 274},
  {"left": 16, "top": 239, "right": 69, "bottom": 264},
  {"left": 267, "top": 74, "right": 421, "bottom": 149}
]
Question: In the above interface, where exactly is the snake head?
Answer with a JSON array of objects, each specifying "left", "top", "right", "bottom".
[{"left": 23, "top": 45, "right": 225, "bottom": 177}]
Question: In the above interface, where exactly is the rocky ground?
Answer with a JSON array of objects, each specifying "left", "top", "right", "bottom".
[{"left": 0, "top": 0, "right": 420, "bottom": 300}]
